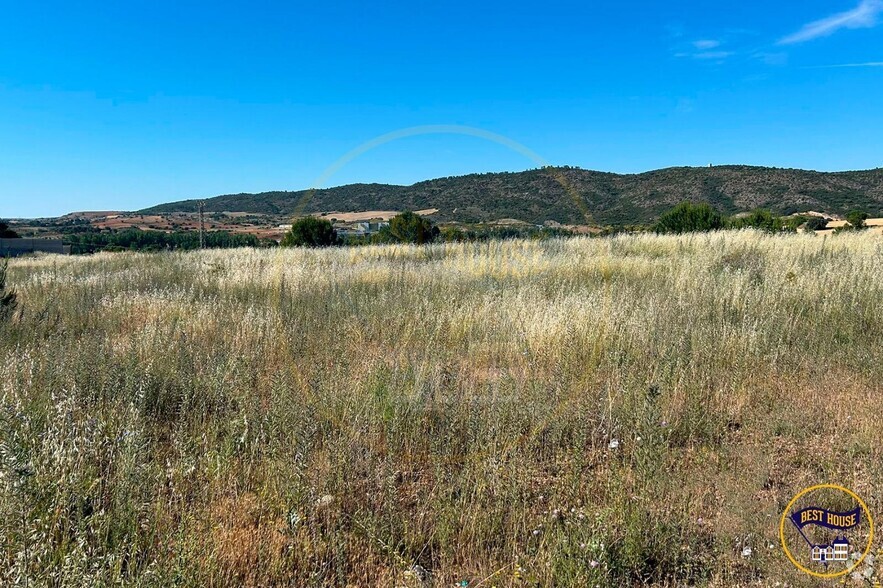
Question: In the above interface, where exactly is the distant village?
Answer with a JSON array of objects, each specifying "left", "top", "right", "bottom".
[
  {"left": 277, "top": 219, "right": 390, "bottom": 240},
  {"left": 2, "top": 209, "right": 882, "bottom": 257}
]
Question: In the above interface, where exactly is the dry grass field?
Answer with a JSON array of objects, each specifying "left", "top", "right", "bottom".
[{"left": 1, "top": 231, "right": 882, "bottom": 587}]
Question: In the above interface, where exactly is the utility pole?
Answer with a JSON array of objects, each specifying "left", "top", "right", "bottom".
[{"left": 198, "top": 200, "right": 205, "bottom": 249}]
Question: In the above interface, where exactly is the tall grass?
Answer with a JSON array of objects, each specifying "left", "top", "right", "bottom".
[{"left": 2, "top": 231, "right": 882, "bottom": 587}]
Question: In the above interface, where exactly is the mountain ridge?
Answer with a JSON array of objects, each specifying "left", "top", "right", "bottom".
[{"left": 139, "top": 165, "right": 883, "bottom": 225}]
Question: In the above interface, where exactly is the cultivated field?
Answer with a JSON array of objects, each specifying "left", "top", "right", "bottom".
[{"left": 2, "top": 231, "right": 882, "bottom": 587}]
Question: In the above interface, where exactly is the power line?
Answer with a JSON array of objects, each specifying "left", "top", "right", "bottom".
[{"left": 198, "top": 200, "right": 205, "bottom": 249}]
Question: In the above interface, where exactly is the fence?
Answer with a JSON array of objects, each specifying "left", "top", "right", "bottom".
[{"left": 0, "top": 238, "right": 69, "bottom": 257}]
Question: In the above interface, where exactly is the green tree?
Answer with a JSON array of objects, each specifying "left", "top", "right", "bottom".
[
  {"left": 654, "top": 202, "right": 724, "bottom": 234},
  {"left": 781, "top": 215, "right": 808, "bottom": 232},
  {"left": 440, "top": 226, "right": 467, "bottom": 242},
  {"left": 729, "top": 209, "right": 783, "bottom": 232},
  {"left": 0, "top": 260, "right": 16, "bottom": 322},
  {"left": 0, "top": 221, "right": 19, "bottom": 238},
  {"left": 845, "top": 210, "right": 869, "bottom": 230},
  {"left": 388, "top": 212, "right": 439, "bottom": 244},
  {"left": 281, "top": 217, "right": 338, "bottom": 247},
  {"left": 803, "top": 217, "right": 828, "bottom": 231}
]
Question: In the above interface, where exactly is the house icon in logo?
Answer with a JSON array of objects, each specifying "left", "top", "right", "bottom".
[
  {"left": 810, "top": 537, "right": 849, "bottom": 563},
  {"left": 780, "top": 484, "right": 874, "bottom": 579}
]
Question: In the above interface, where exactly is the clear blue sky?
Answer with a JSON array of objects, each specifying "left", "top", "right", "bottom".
[{"left": 2, "top": 0, "right": 882, "bottom": 217}]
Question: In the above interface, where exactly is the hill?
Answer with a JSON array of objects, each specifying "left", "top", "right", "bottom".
[{"left": 140, "top": 165, "right": 883, "bottom": 225}]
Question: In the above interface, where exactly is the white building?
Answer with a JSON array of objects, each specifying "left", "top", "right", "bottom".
[{"left": 811, "top": 538, "right": 849, "bottom": 563}]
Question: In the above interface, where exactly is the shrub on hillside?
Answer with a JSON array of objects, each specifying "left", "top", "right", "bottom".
[
  {"left": 281, "top": 217, "right": 338, "bottom": 247},
  {"left": 654, "top": 202, "right": 723, "bottom": 234}
]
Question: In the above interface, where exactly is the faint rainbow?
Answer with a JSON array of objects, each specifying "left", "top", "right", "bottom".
[{"left": 291, "top": 124, "right": 593, "bottom": 224}]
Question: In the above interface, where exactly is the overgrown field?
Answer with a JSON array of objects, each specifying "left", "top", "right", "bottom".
[{"left": 2, "top": 232, "right": 882, "bottom": 587}]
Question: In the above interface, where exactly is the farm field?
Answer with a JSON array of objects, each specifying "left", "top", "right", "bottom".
[{"left": 2, "top": 231, "right": 882, "bottom": 587}]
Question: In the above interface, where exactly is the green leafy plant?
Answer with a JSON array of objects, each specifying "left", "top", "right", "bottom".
[
  {"left": 654, "top": 202, "right": 723, "bottom": 234},
  {"left": 386, "top": 211, "right": 439, "bottom": 244},
  {"left": 728, "top": 209, "right": 783, "bottom": 232},
  {"left": 281, "top": 217, "right": 337, "bottom": 247},
  {"left": 803, "top": 216, "right": 828, "bottom": 231},
  {"left": 845, "top": 210, "right": 869, "bottom": 230}
]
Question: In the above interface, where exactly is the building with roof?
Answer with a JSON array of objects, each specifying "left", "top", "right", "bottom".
[{"left": 810, "top": 538, "right": 849, "bottom": 563}]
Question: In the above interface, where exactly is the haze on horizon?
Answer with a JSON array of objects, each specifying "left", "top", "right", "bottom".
[{"left": 2, "top": 0, "right": 882, "bottom": 218}]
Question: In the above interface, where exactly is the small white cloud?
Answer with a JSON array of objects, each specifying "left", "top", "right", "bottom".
[
  {"left": 693, "top": 51, "right": 735, "bottom": 60},
  {"left": 693, "top": 39, "right": 721, "bottom": 50},
  {"left": 808, "top": 61, "right": 883, "bottom": 68},
  {"left": 754, "top": 52, "right": 789, "bottom": 66},
  {"left": 779, "top": 0, "right": 883, "bottom": 45},
  {"left": 674, "top": 48, "right": 735, "bottom": 61}
]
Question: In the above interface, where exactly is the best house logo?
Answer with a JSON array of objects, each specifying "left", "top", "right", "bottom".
[{"left": 780, "top": 484, "right": 874, "bottom": 578}]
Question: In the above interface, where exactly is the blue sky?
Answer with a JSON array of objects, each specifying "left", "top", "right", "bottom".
[{"left": 1, "top": 0, "right": 882, "bottom": 217}]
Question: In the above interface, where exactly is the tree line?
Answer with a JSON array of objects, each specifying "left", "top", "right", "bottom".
[
  {"left": 282, "top": 212, "right": 441, "bottom": 247},
  {"left": 64, "top": 228, "right": 261, "bottom": 254},
  {"left": 280, "top": 212, "right": 573, "bottom": 247},
  {"left": 651, "top": 202, "right": 872, "bottom": 234},
  {"left": 281, "top": 205, "right": 876, "bottom": 249},
  {"left": 4, "top": 203, "right": 874, "bottom": 257}
]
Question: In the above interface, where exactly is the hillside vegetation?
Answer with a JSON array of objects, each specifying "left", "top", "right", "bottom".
[
  {"left": 2, "top": 231, "right": 882, "bottom": 586},
  {"left": 141, "top": 166, "right": 883, "bottom": 225}
]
